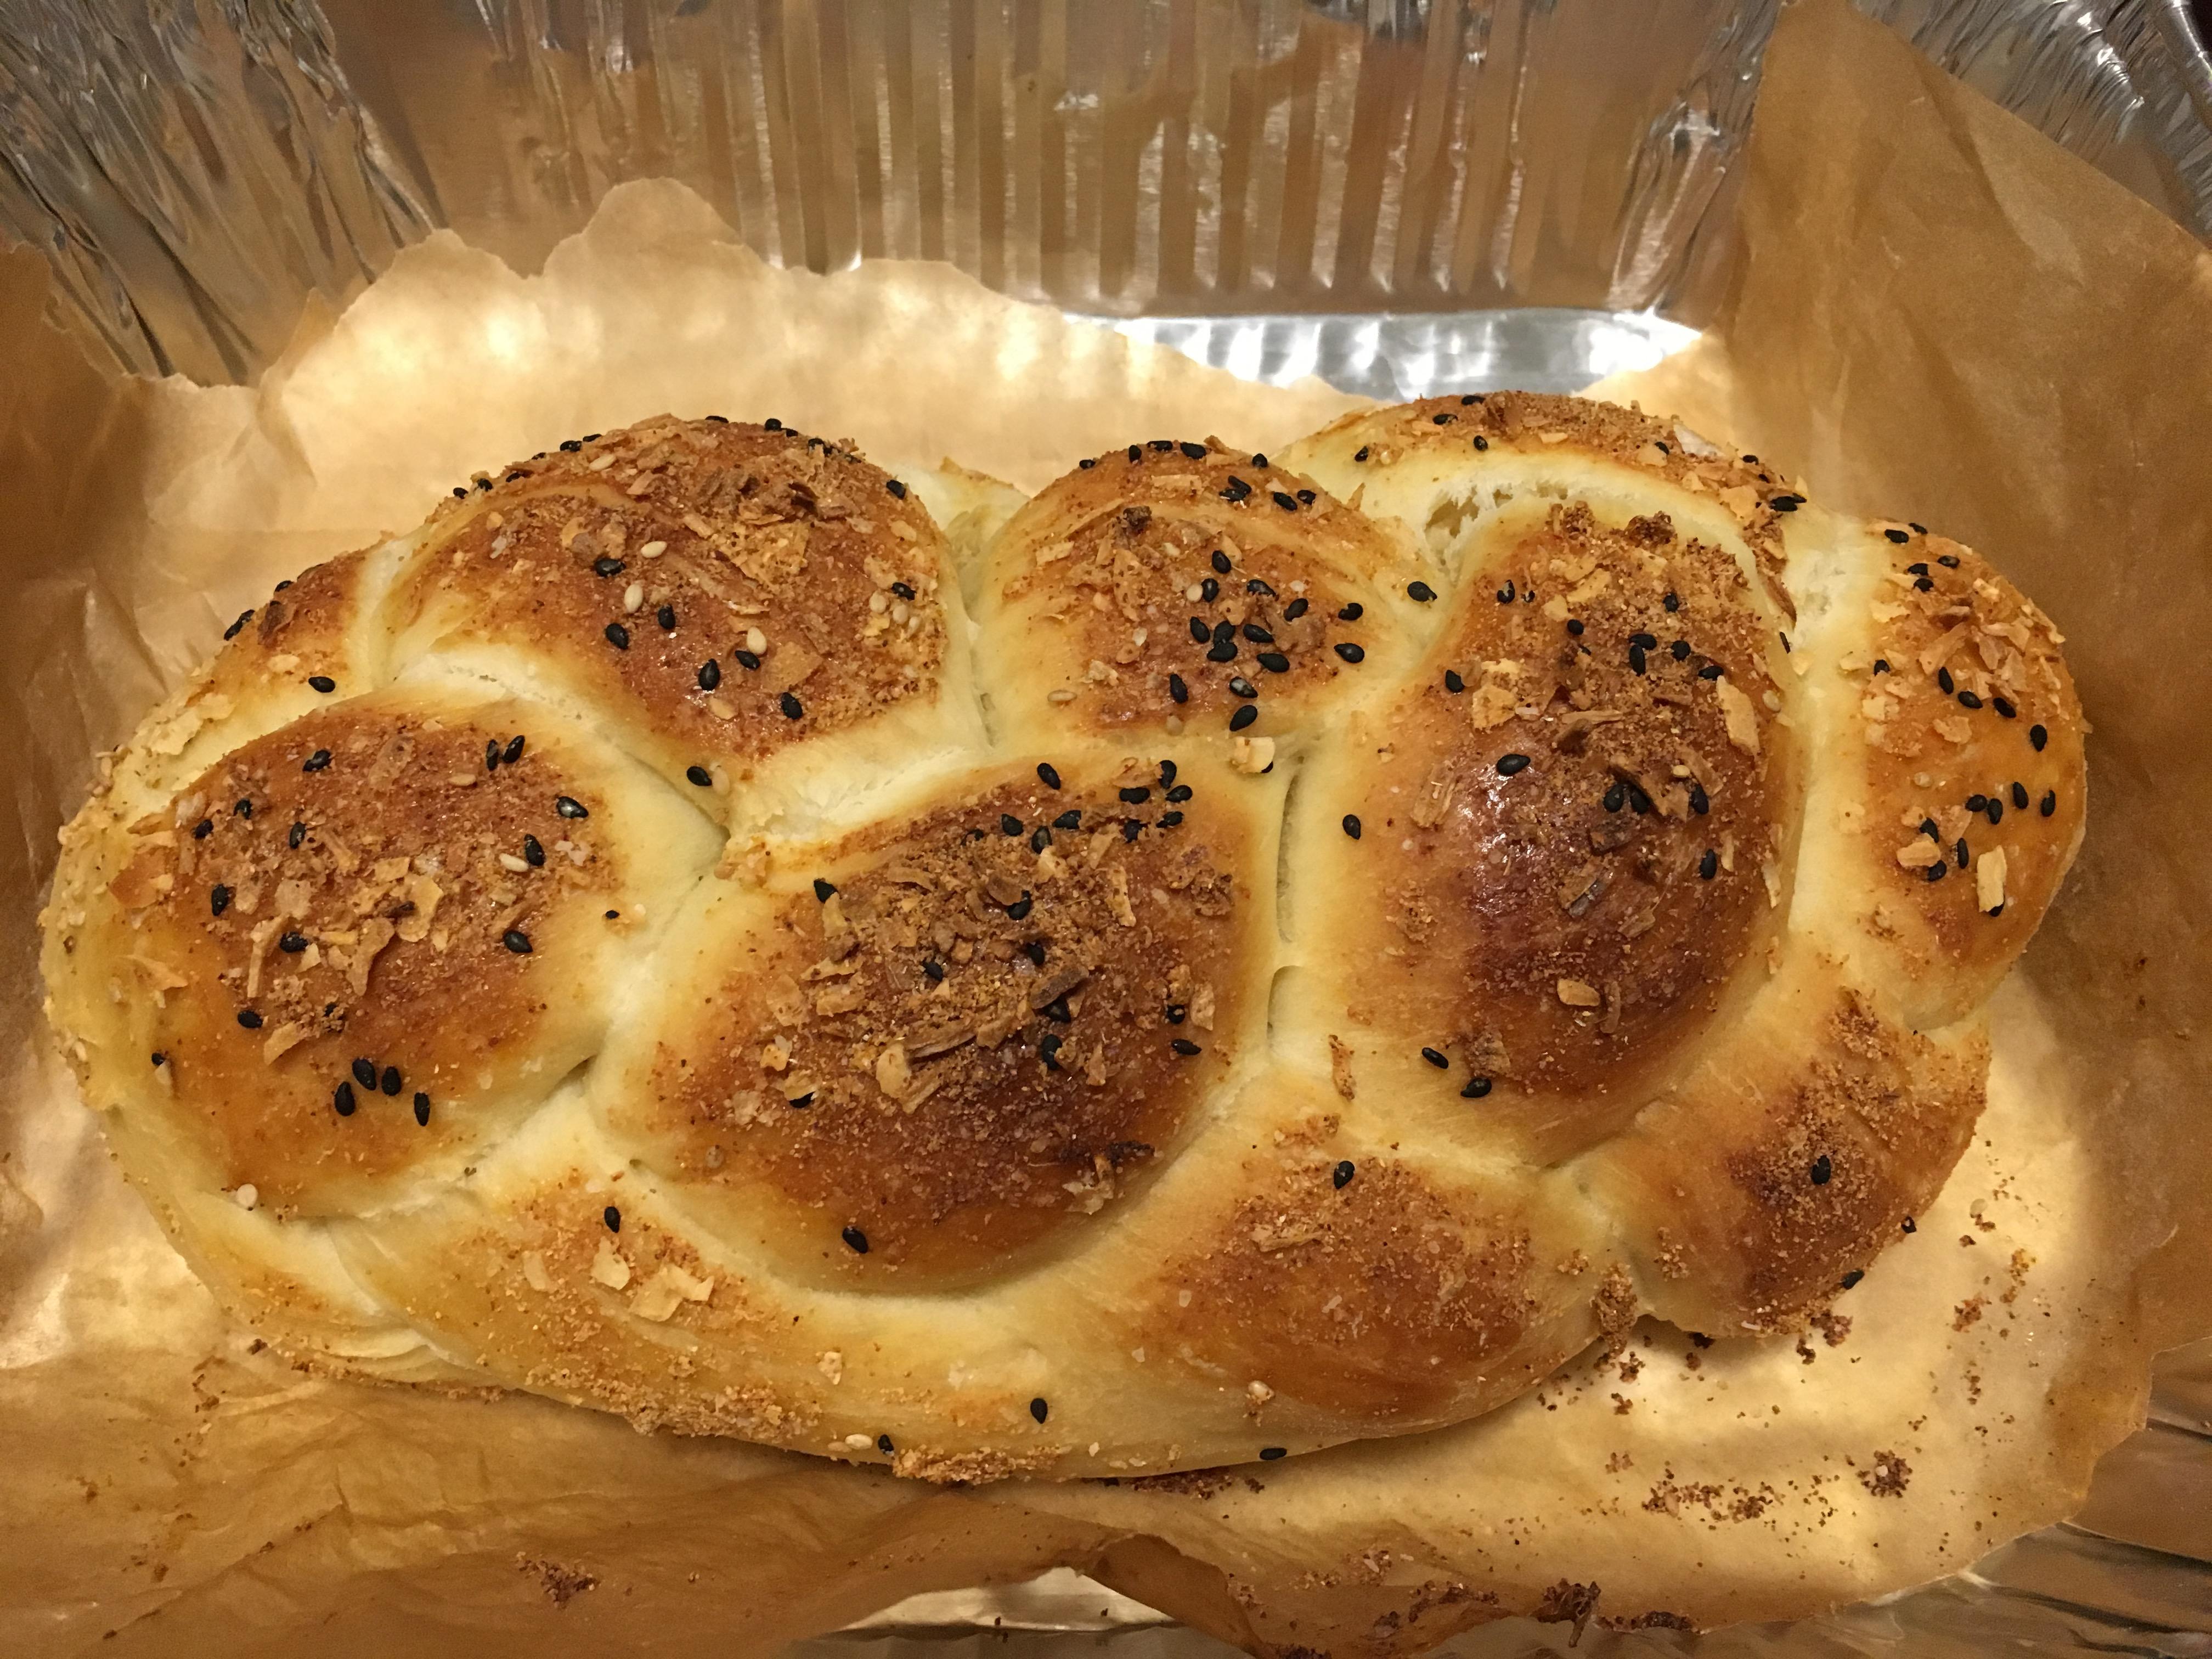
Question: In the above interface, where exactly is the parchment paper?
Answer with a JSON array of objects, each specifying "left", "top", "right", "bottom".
[{"left": 2, "top": 1, "right": 2207, "bottom": 1652}]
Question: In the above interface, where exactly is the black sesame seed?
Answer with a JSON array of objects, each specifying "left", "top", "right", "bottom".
[
  {"left": 1180, "top": 441, "right": 1207, "bottom": 460},
  {"left": 1699, "top": 848, "right": 1718, "bottom": 881},
  {"left": 560, "top": 439, "right": 582, "bottom": 452},
  {"left": 1495, "top": 582, "right": 1514, "bottom": 603},
  {"left": 302, "top": 749, "right": 332, "bottom": 772},
  {"left": 843, "top": 1226, "right": 870, "bottom": 1254},
  {"left": 788, "top": 1092, "right": 815, "bottom": 1109},
  {"left": 1496, "top": 753, "right": 1531, "bottom": 777},
  {"left": 686, "top": 764, "right": 713, "bottom": 787},
  {"left": 1432, "top": 412, "right": 1454, "bottom": 425},
  {"left": 1271, "top": 491, "right": 1298, "bottom": 511},
  {"left": 1030, "top": 1397, "right": 1049, "bottom": 1424},
  {"left": 1242, "top": 621, "right": 1273, "bottom": 644},
  {"left": 1957, "top": 690, "right": 1982, "bottom": 709},
  {"left": 1420, "top": 1047, "right": 1448, "bottom": 1069},
  {"left": 1444, "top": 670, "right": 1465, "bottom": 693},
  {"left": 885, "top": 479, "right": 907, "bottom": 499},
  {"left": 333, "top": 1081, "right": 356, "bottom": 1116},
  {"left": 1037, "top": 763, "right": 1063, "bottom": 790},
  {"left": 1603, "top": 781, "right": 1626, "bottom": 812},
  {"left": 1472, "top": 435, "right": 1489, "bottom": 452},
  {"left": 1810, "top": 1154, "right": 1832, "bottom": 1186},
  {"left": 1188, "top": 617, "right": 1211, "bottom": 645},
  {"left": 780, "top": 691, "right": 804, "bottom": 719},
  {"left": 280, "top": 931, "right": 308, "bottom": 953},
  {"left": 1884, "top": 528, "right": 1910, "bottom": 544},
  {"left": 452, "top": 487, "right": 467, "bottom": 499},
  {"left": 1259, "top": 1446, "right": 1288, "bottom": 1460},
  {"left": 604, "top": 622, "right": 631, "bottom": 650},
  {"left": 1671, "top": 640, "right": 1690, "bottom": 661},
  {"left": 1022, "top": 939, "right": 1047, "bottom": 968},
  {"left": 924, "top": 960, "right": 945, "bottom": 981},
  {"left": 891, "top": 581, "right": 916, "bottom": 601},
  {"left": 1006, "top": 895, "right": 1034, "bottom": 921},
  {"left": 556, "top": 795, "right": 589, "bottom": 819},
  {"left": 308, "top": 674, "right": 336, "bottom": 695},
  {"left": 1257, "top": 651, "right": 1290, "bottom": 674},
  {"left": 1211, "top": 550, "right": 1233, "bottom": 575},
  {"left": 1053, "top": 809, "right": 1082, "bottom": 830},
  {"left": 1629, "top": 785, "right": 1654, "bottom": 815},
  {"left": 223, "top": 611, "right": 252, "bottom": 640},
  {"left": 1407, "top": 580, "right": 1437, "bottom": 603},
  {"left": 1170, "top": 1038, "right": 1201, "bottom": 1056},
  {"left": 1166, "top": 783, "right": 1192, "bottom": 802},
  {"left": 1354, "top": 445, "right": 1370, "bottom": 462},
  {"left": 1937, "top": 554, "right": 1959, "bottom": 568},
  {"left": 1120, "top": 786, "right": 1152, "bottom": 804},
  {"left": 764, "top": 418, "right": 781, "bottom": 430},
  {"left": 1201, "top": 577, "right": 1220, "bottom": 603},
  {"left": 1158, "top": 810, "right": 1183, "bottom": 827},
  {"left": 1770, "top": 496, "right": 1799, "bottom": 512},
  {"left": 1915, "top": 576, "right": 1935, "bottom": 592},
  {"left": 1228, "top": 677, "right": 1257, "bottom": 699},
  {"left": 1955, "top": 839, "right": 1969, "bottom": 869},
  {"left": 1566, "top": 619, "right": 1584, "bottom": 636},
  {"left": 1461, "top": 1076, "right": 1492, "bottom": 1099},
  {"left": 1221, "top": 477, "right": 1250, "bottom": 501},
  {"left": 1926, "top": 861, "right": 1947, "bottom": 883},
  {"left": 1985, "top": 799, "right": 2002, "bottom": 825},
  {"left": 236, "top": 1008, "right": 263, "bottom": 1030},
  {"left": 1165, "top": 1004, "right": 1187, "bottom": 1024},
  {"left": 1207, "top": 640, "right": 1237, "bottom": 663},
  {"left": 2040, "top": 789, "right": 2057, "bottom": 817},
  {"left": 1920, "top": 817, "right": 1941, "bottom": 839},
  {"left": 1334, "top": 642, "right": 1365, "bottom": 664},
  {"left": 504, "top": 734, "right": 526, "bottom": 765},
  {"left": 1966, "top": 793, "right": 1988, "bottom": 811},
  {"left": 1663, "top": 591, "right": 1679, "bottom": 612},
  {"left": 1284, "top": 597, "right": 1309, "bottom": 620},
  {"left": 698, "top": 659, "right": 722, "bottom": 691},
  {"left": 210, "top": 884, "right": 232, "bottom": 917},
  {"left": 193, "top": 818, "right": 214, "bottom": 840},
  {"left": 1000, "top": 814, "right": 1023, "bottom": 836},
  {"left": 414, "top": 1092, "right": 431, "bottom": 1126},
  {"left": 1689, "top": 783, "right": 1709, "bottom": 816},
  {"left": 1334, "top": 1160, "right": 1355, "bottom": 1189},
  {"left": 2011, "top": 781, "right": 2029, "bottom": 809},
  {"left": 1903, "top": 1216, "right": 1917, "bottom": 1233},
  {"left": 486, "top": 738, "right": 503, "bottom": 772},
  {"left": 503, "top": 928, "right": 533, "bottom": 955},
  {"left": 1339, "top": 602, "right": 1364, "bottom": 620},
  {"left": 2030, "top": 724, "right": 2049, "bottom": 751},
  {"left": 1698, "top": 663, "right": 1725, "bottom": 680},
  {"left": 1628, "top": 643, "right": 1647, "bottom": 675},
  {"left": 1630, "top": 631, "right": 1658, "bottom": 650},
  {"left": 1342, "top": 814, "right": 1362, "bottom": 839},
  {"left": 602, "top": 1205, "right": 621, "bottom": 1232},
  {"left": 1228, "top": 704, "right": 1259, "bottom": 732},
  {"left": 381, "top": 1065, "right": 401, "bottom": 1096},
  {"left": 350, "top": 1058, "right": 378, "bottom": 1091},
  {"left": 1873, "top": 659, "right": 1891, "bottom": 675},
  {"left": 877, "top": 1434, "right": 894, "bottom": 1454},
  {"left": 1150, "top": 439, "right": 1173, "bottom": 452},
  {"left": 1992, "top": 696, "right": 2017, "bottom": 719},
  {"left": 1251, "top": 454, "right": 1268, "bottom": 467},
  {"left": 1907, "top": 562, "right": 1930, "bottom": 577},
  {"left": 1167, "top": 673, "right": 1189, "bottom": 704},
  {"left": 523, "top": 834, "right": 546, "bottom": 866},
  {"left": 734, "top": 648, "right": 760, "bottom": 670},
  {"left": 658, "top": 604, "right": 677, "bottom": 631},
  {"left": 1841, "top": 1269, "right": 1865, "bottom": 1290},
  {"left": 592, "top": 556, "right": 625, "bottom": 578}
]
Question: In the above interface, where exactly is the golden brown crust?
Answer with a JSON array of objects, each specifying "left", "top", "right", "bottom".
[
  {"left": 1290, "top": 498, "right": 1794, "bottom": 1159},
  {"left": 387, "top": 417, "right": 961, "bottom": 809},
  {"left": 38, "top": 400, "right": 2089, "bottom": 1481},
  {"left": 977, "top": 438, "right": 1426, "bottom": 746},
  {"left": 604, "top": 750, "right": 1278, "bottom": 1283}
]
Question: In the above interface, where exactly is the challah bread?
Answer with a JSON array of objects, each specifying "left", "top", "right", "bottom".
[{"left": 39, "top": 397, "right": 2085, "bottom": 1481}]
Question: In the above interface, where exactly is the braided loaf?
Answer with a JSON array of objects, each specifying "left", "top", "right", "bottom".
[{"left": 40, "top": 394, "right": 2085, "bottom": 1481}]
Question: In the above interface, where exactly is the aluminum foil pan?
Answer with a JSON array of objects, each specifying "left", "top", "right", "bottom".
[{"left": 0, "top": 0, "right": 2207, "bottom": 1651}]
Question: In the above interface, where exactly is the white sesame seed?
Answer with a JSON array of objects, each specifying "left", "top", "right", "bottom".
[
  {"left": 869, "top": 591, "right": 888, "bottom": 614},
  {"left": 233, "top": 1183, "right": 258, "bottom": 1211},
  {"left": 1164, "top": 714, "right": 1184, "bottom": 735},
  {"left": 1185, "top": 583, "right": 1203, "bottom": 601},
  {"left": 639, "top": 539, "right": 667, "bottom": 558},
  {"left": 1046, "top": 689, "right": 1076, "bottom": 704},
  {"left": 588, "top": 452, "right": 615, "bottom": 471},
  {"left": 745, "top": 627, "right": 767, "bottom": 655},
  {"left": 499, "top": 853, "right": 529, "bottom": 872},
  {"left": 623, "top": 581, "right": 644, "bottom": 613}
]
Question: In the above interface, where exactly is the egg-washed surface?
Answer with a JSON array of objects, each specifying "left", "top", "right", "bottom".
[{"left": 40, "top": 401, "right": 2086, "bottom": 1482}]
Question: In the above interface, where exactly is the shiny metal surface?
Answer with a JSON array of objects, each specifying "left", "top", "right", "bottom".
[{"left": 1, "top": 1, "right": 2207, "bottom": 386}]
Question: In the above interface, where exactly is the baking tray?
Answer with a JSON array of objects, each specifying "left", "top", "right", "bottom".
[{"left": 1, "top": 0, "right": 2208, "bottom": 1651}]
